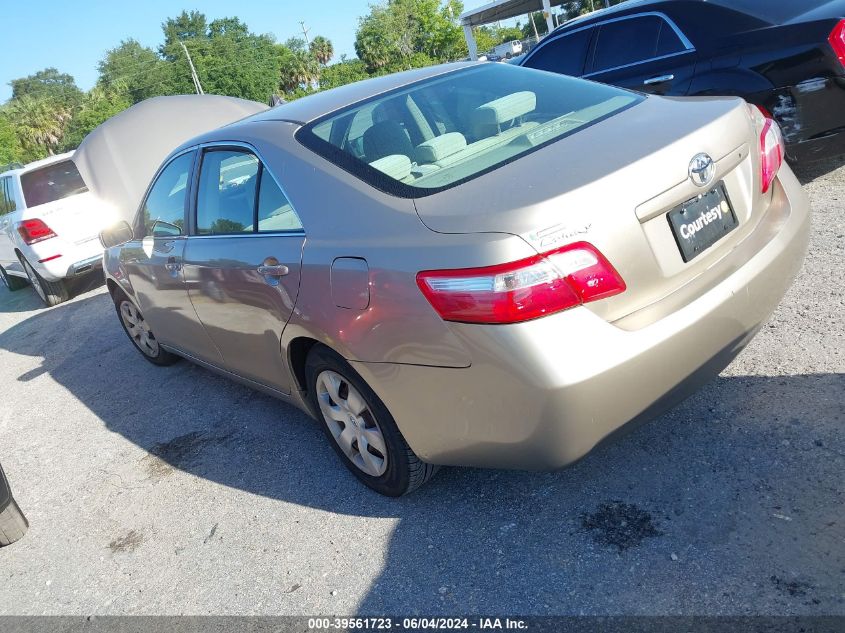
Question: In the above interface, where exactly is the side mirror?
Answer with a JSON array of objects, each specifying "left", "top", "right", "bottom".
[{"left": 99, "top": 221, "right": 134, "bottom": 249}]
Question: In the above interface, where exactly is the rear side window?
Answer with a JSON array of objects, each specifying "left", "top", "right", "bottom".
[
  {"left": 141, "top": 151, "right": 195, "bottom": 238},
  {"left": 194, "top": 147, "right": 303, "bottom": 235},
  {"left": 20, "top": 160, "right": 88, "bottom": 208},
  {"left": 196, "top": 150, "right": 259, "bottom": 234},
  {"left": 0, "top": 178, "right": 16, "bottom": 215},
  {"left": 523, "top": 28, "right": 593, "bottom": 76},
  {"left": 591, "top": 16, "right": 685, "bottom": 73}
]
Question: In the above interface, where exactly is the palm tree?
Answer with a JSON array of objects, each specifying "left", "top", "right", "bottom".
[
  {"left": 309, "top": 36, "right": 334, "bottom": 66},
  {"left": 5, "top": 96, "right": 71, "bottom": 161}
]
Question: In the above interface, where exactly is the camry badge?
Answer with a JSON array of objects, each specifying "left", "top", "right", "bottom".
[{"left": 689, "top": 153, "right": 715, "bottom": 187}]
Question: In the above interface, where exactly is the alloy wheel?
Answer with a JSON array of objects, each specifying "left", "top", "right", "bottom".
[
  {"left": 119, "top": 300, "right": 160, "bottom": 357},
  {"left": 315, "top": 370, "right": 388, "bottom": 477}
]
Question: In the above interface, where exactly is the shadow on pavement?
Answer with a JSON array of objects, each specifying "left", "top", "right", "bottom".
[
  {"left": 0, "top": 291, "right": 841, "bottom": 614},
  {"left": 0, "top": 272, "right": 105, "bottom": 314},
  {"left": 792, "top": 154, "right": 845, "bottom": 184}
]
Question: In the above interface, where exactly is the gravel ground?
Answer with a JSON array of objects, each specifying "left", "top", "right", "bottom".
[{"left": 0, "top": 159, "right": 842, "bottom": 616}]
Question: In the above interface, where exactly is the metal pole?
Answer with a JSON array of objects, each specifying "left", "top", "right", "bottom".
[
  {"left": 179, "top": 41, "right": 204, "bottom": 95},
  {"left": 299, "top": 21, "right": 311, "bottom": 47}
]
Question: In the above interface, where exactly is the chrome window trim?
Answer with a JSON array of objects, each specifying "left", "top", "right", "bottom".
[
  {"left": 133, "top": 146, "right": 198, "bottom": 240},
  {"left": 522, "top": 11, "right": 695, "bottom": 74},
  {"left": 188, "top": 139, "right": 306, "bottom": 238}
]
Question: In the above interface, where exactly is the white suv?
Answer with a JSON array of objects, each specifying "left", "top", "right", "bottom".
[{"left": 0, "top": 152, "right": 115, "bottom": 306}]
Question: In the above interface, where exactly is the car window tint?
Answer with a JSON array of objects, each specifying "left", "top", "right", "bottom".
[
  {"left": 0, "top": 178, "right": 15, "bottom": 215},
  {"left": 656, "top": 20, "right": 685, "bottom": 56},
  {"left": 196, "top": 150, "right": 259, "bottom": 235},
  {"left": 141, "top": 151, "right": 194, "bottom": 238},
  {"left": 19, "top": 160, "right": 88, "bottom": 208},
  {"left": 592, "top": 16, "right": 663, "bottom": 73},
  {"left": 257, "top": 170, "right": 303, "bottom": 232},
  {"left": 523, "top": 28, "right": 593, "bottom": 76}
]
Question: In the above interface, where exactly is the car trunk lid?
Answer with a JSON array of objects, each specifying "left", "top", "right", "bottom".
[{"left": 414, "top": 95, "right": 768, "bottom": 325}]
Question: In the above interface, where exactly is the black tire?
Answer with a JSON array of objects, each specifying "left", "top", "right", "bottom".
[
  {"left": 305, "top": 344, "right": 438, "bottom": 496},
  {"left": 0, "top": 265, "right": 28, "bottom": 291},
  {"left": 0, "top": 498, "right": 28, "bottom": 546},
  {"left": 19, "top": 254, "right": 69, "bottom": 306},
  {"left": 112, "top": 290, "right": 180, "bottom": 366}
]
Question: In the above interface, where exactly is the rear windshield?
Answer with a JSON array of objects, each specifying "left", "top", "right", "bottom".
[
  {"left": 20, "top": 160, "right": 88, "bottom": 208},
  {"left": 296, "top": 64, "right": 641, "bottom": 197}
]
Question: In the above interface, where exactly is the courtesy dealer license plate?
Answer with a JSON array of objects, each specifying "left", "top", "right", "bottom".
[{"left": 667, "top": 183, "right": 738, "bottom": 263}]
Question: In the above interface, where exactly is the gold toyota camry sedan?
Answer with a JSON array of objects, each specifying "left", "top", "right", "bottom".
[{"left": 100, "top": 62, "right": 810, "bottom": 496}]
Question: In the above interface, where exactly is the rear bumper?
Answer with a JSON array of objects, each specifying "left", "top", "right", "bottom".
[
  {"left": 352, "top": 166, "right": 811, "bottom": 469},
  {"left": 788, "top": 127, "right": 845, "bottom": 162},
  {"left": 26, "top": 237, "right": 103, "bottom": 281}
]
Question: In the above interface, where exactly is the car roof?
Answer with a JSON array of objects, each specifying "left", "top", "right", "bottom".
[
  {"left": 554, "top": 0, "right": 838, "bottom": 31},
  {"left": 2, "top": 152, "right": 75, "bottom": 178}
]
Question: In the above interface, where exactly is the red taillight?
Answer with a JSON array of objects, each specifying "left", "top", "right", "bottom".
[
  {"left": 760, "top": 116, "right": 785, "bottom": 194},
  {"left": 829, "top": 19, "right": 845, "bottom": 69},
  {"left": 17, "top": 219, "right": 57, "bottom": 245},
  {"left": 416, "top": 242, "right": 626, "bottom": 325}
]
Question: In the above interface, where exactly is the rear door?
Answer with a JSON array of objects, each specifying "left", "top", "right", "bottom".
[
  {"left": 182, "top": 146, "right": 305, "bottom": 394},
  {"left": 119, "top": 150, "right": 223, "bottom": 364},
  {"left": 585, "top": 14, "right": 697, "bottom": 96}
]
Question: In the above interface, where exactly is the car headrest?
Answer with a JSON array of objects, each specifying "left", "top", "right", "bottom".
[
  {"left": 369, "top": 154, "right": 413, "bottom": 182},
  {"left": 415, "top": 132, "right": 467, "bottom": 164},
  {"left": 474, "top": 91, "right": 537, "bottom": 134},
  {"left": 363, "top": 120, "right": 414, "bottom": 163}
]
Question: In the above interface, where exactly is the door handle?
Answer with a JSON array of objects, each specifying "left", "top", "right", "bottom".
[
  {"left": 164, "top": 256, "right": 181, "bottom": 275},
  {"left": 643, "top": 74, "right": 675, "bottom": 86},
  {"left": 257, "top": 264, "right": 289, "bottom": 276},
  {"left": 258, "top": 257, "right": 289, "bottom": 286}
]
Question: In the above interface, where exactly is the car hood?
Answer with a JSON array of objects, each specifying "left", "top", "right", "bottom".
[{"left": 72, "top": 95, "right": 268, "bottom": 224}]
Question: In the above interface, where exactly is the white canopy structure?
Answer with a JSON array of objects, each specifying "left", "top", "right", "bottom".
[{"left": 459, "top": 0, "right": 609, "bottom": 60}]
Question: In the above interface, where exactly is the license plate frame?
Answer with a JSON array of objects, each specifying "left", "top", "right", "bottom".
[{"left": 667, "top": 183, "right": 738, "bottom": 263}]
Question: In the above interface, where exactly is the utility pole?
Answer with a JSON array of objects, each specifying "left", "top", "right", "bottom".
[
  {"left": 179, "top": 41, "right": 204, "bottom": 95},
  {"left": 529, "top": 11, "right": 539, "bottom": 42},
  {"left": 299, "top": 21, "right": 311, "bottom": 47}
]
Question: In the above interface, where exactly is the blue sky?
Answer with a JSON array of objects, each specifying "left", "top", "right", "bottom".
[{"left": 1, "top": 0, "right": 497, "bottom": 103}]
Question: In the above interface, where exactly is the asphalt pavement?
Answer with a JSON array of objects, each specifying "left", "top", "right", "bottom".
[{"left": 0, "top": 158, "right": 842, "bottom": 615}]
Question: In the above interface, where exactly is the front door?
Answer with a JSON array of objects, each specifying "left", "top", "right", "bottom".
[
  {"left": 119, "top": 150, "right": 223, "bottom": 365},
  {"left": 183, "top": 147, "right": 305, "bottom": 393}
]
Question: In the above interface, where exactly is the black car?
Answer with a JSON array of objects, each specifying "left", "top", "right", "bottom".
[
  {"left": 519, "top": 0, "right": 845, "bottom": 161},
  {"left": 0, "top": 461, "right": 27, "bottom": 546}
]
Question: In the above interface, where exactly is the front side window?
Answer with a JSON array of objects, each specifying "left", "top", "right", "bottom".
[
  {"left": 20, "top": 160, "right": 88, "bottom": 208},
  {"left": 298, "top": 63, "right": 640, "bottom": 197},
  {"left": 523, "top": 28, "right": 594, "bottom": 76},
  {"left": 591, "top": 16, "right": 685, "bottom": 73},
  {"left": 141, "top": 151, "right": 194, "bottom": 238}
]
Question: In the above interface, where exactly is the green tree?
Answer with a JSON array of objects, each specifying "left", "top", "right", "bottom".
[
  {"left": 98, "top": 39, "right": 176, "bottom": 104},
  {"left": 60, "top": 86, "right": 132, "bottom": 151},
  {"left": 309, "top": 36, "right": 335, "bottom": 66},
  {"left": 4, "top": 96, "right": 72, "bottom": 162},
  {"left": 319, "top": 57, "right": 369, "bottom": 90},
  {"left": 160, "top": 10, "right": 208, "bottom": 57},
  {"left": 10, "top": 68, "right": 83, "bottom": 104},
  {"left": 277, "top": 43, "right": 320, "bottom": 94},
  {"left": 0, "top": 113, "right": 22, "bottom": 165},
  {"left": 355, "top": 0, "right": 463, "bottom": 72}
]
